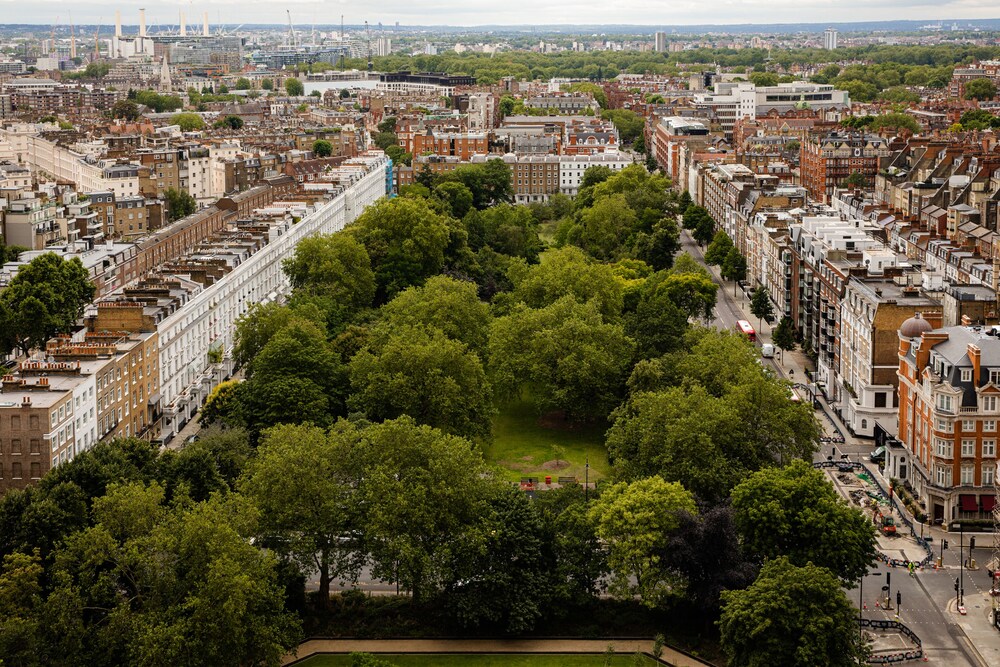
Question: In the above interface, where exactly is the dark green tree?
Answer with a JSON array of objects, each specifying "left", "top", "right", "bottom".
[
  {"left": 312, "top": 139, "right": 333, "bottom": 157},
  {"left": 731, "top": 460, "right": 877, "bottom": 583},
  {"left": 772, "top": 316, "right": 797, "bottom": 362},
  {"left": 349, "top": 326, "right": 494, "bottom": 441},
  {"left": 720, "top": 247, "right": 748, "bottom": 294},
  {"left": 719, "top": 558, "right": 868, "bottom": 667},
  {"left": 704, "top": 231, "right": 734, "bottom": 265},
  {"left": 164, "top": 187, "right": 197, "bottom": 221},
  {"left": 964, "top": 78, "right": 997, "bottom": 101},
  {"left": 749, "top": 286, "right": 774, "bottom": 329},
  {"left": 0, "top": 253, "right": 95, "bottom": 355},
  {"left": 284, "top": 77, "right": 305, "bottom": 96}
]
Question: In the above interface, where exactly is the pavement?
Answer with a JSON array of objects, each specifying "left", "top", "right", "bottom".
[
  {"left": 282, "top": 638, "right": 713, "bottom": 666},
  {"left": 682, "top": 230, "right": 1000, "bottom": 666}
]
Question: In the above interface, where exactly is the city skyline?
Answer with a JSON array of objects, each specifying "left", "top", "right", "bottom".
[{"left": 3, "top": 0, "right": 1000, "bottom": 29}]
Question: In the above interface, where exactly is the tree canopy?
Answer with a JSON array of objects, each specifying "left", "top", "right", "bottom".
[
  {"left": 0, "top": 253, "right": 95, "bottom": 355},
  {"left": 719, "top": 557, "right": 868, "bottom": 667},
  {"left": 730, "top": 460, "right": 877, "bottom": 583}
]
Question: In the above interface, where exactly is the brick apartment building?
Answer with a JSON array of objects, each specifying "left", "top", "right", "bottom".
[
  {"left": 800, "top": 133, "right": 889, "bottom": 204},
  {"left": 896, "top": 317, "right": 1000, "bottom": 524}
]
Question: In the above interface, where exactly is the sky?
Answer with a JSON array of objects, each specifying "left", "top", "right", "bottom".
[{"left": 3, "top": 0, "right": 1000, "bottom": 28}]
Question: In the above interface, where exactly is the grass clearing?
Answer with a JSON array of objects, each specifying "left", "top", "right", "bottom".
[
  {"left": 296, "top": 654, "right": 658, "bottom": 666},
  {"left": 486, "top": 397, "right": 610, "bottom": 483}
]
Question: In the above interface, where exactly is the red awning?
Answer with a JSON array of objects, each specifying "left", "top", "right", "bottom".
[
  {"left": 983, "top": 495, "right": 997, "bottom": 513},
  {"left": 959, "top": 494, "right": 979, "bottom": 512}
]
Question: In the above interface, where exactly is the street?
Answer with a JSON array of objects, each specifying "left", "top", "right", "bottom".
[{"left": 681, "top": 229, "right": 997, "bottom": 666}]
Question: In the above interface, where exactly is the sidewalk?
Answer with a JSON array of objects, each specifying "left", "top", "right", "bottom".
[{"left": 282, "top": 638, "right": 715, "bottom": 667}]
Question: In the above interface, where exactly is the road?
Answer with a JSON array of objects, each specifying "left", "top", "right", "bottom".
[{"left": 681, "top": 229, "right": 993, "bottom": 666}]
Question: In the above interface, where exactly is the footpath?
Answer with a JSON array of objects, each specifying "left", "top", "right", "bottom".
[{"left": 282, "top": 638, "right": 714, "bottom": 667}]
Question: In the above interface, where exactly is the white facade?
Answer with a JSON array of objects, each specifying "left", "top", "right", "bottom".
[
  {"left": 158, "top": 155, "right": 389, "bottom": 441},
  {"left": 558, "top": 153, "right": 634, "bottom": 197}
]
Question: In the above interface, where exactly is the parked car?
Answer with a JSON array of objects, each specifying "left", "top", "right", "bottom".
[
  {"left": 761, "top": 343, "right": 775, "bottom": 358},
  {"left": 869, "top": 446, "right": 886, "bottom": 464}
]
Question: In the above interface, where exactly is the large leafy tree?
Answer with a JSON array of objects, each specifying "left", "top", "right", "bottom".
[
  {"left": 349, "top": 326, "right": 494, "bottom": 441},
  {"left": 0, "top": 253, "right": 95, "bottom": 355},
  {"left": 719, "top": 558, "right": 868, "bottom": 667},
  {"left": 660, "top": 506, "right": 757, "bottom": 617},
  {"left": 464, "top": 204, "right": 544, "bottom": 262},
  {"left": 964, "top": 78, "right": 997, "bottom": 101},
  {"left": 350, "top": 197, "right": 454, "bottom": 302},
  {"left": 447, "top": 485, "right": 555, "bottom": 633},
  {"left": 372, "top": 275, "right": 491, "bottom": 354},
  {"left": 240, "top": 424, "right": 362, "bottom": 607},
  {"left": 164, "top": 187, "right": 197, "bottom": 221},
  {"left": 281, "top": 233, "right": 376, "bottom": 313},
  {"left": 489, "top": 297, "right": 634, "bottom": 420},
  {"left": 731, "top": 461, "right": 877, "bottom": 584},
  {"left": 445, "top": 159, "right": 514, "bottom": 209},
  {"left": 625, "top": 275, "right": 689, "bottom": 359},
  {"left": 239, "top": 320, "right": 347, "bottom": 432},
  {"left": 704, "top": 231, "right": 734, "bottom": 266},
  {"left": 340, "top": 417, "right": 495, "bottom": 603},
  {"left": 588, "top": 476, "right": 696, "bottom": 607},
  {"left": 607, "top": 386, "right": 741, "bottom": 503},
  {"left": 568, "top": 193, "right": 639, "bottom": 261},
  {"left": 232, "top": 302, "right": 326, "bottom": 371},
  {"left": 507, "top": 246, "right": 624, "bottom": 322}
]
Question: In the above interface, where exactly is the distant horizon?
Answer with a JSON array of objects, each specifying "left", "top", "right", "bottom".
[{"left": 3, "top": 4, "right": 1000, "bottom": 32}]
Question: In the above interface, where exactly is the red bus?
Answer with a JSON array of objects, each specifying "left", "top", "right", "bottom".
[{"left": 736, "top": 320, "right": 756, "bottom": 342}]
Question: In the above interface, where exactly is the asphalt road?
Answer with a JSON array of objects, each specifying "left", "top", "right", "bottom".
[{"left": 681, "top": 229, "right": 991, "bottom": 666}]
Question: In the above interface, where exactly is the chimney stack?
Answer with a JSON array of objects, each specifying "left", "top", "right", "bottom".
[
  {"left": 139, "top": 8, "right": 146, "bottom": 38},
  {"left": 115, "top": 10, "right": 122, "bottom": 37},
  {"left": 203, "top": 12, "right": 210, "bottom": 37},
  {"left": 180, "top": 11, "right": 186, "bottom": 36}
]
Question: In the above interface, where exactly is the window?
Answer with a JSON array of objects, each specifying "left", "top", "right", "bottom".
[
  {"left": 11, "top": 439, "right": 21, "bottom": 454},
  {"left": 984, "top": 440, "right": 996, "bottom": 457},
  {"left": 935, "top": 439, "right": 953, "bottom": 458},
  {"left": 961, "top": 464, "right": 975, "bottom": 485},
  {"left": 29, "top": 462, "right": 40, "bottom": 479},
  {"left": 991, "top": 369, "right": 1000, "bottom": 384},
  {"left": 29, "top": 440, "right": 39, "bottom": 454},
  {"left": 962, "top": 368, "right": 973, "bottom": 382},
  {"left": 11, "top": 462, "right": 21, "bottom": 479},
  {"left": 937, "top": 394, "right": 954, "bottom": 412},
  {"left": 984, "top": 396, "right": 998, "bottom": 412},
  {"left": 937, "top": 418, "right": 954, "bottom": 432},
  {"left": 935, "top": 465, "right": 950, "bottom": 486},
  {"left": 986, "top": 420, "right": 996, "bottom": 432},
  {"left": 962, "top": 439, "right": 976, "bottom": 457},
  {"left": 962, "top": 419, "right": 975, "bottom": 432},
  {"left": 985, "top": 466, "right": 996, "bottom": 485},
  {"left": 875, "top": 393, "right": 887, "bottom": 408}
]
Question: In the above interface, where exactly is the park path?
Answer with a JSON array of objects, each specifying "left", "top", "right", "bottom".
[{"left": 282, "top": 638, "right": 715, "bottom": 666}]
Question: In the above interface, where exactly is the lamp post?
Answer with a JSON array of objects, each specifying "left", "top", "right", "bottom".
[
  {"left": 859, "top": 570, "right": 883, "bottom": 666},
  {"left": 959, "top": 523, "right": 965, "bottom": 606}
]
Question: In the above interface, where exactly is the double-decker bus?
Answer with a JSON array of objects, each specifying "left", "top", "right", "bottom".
[{"left": 736, "top": 320, "right": 756, "bottom": 342}]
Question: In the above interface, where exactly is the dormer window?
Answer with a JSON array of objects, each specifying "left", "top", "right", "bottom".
[{"left": 991, "top": 370, "right": 1000, "bottom": 385}]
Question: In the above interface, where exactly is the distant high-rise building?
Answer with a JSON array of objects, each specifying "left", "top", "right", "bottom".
[
  {"left": 823, "top": 28, "right": 838, "bottom": 50},
  {"left": 654, "top": 31, "right": 667, "bottom": 52}
]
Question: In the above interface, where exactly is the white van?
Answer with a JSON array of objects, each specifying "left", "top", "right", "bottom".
[{"left": 760, "top": 343, "right": 775, "bottom": 358}]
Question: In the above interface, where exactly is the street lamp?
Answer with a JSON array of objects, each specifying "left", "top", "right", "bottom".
[{"left": 959, "top": 523, "right": 965, "bottom": 607}]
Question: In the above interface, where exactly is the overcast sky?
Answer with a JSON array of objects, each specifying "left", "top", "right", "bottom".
[{"left": 4, "top": 0, "right": 999, "bottom": 28}]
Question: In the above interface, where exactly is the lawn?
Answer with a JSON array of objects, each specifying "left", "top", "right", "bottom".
[
  {"left": 485, "top": 398, "right": 611, "bottom": 483},
  {"left": 296, "top": 654, "right": 658, "bottom": 666}
]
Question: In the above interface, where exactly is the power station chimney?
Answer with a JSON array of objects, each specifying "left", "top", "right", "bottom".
[
  {"left": 70, "top": 19, "right": 77, "bottom": 59},
  {"left": 180, "top": 11, "right": 186, "bottom": 36},
  {"left": 203, "top": 12, "right": 209, "bottom": 37},
  {"left": 115, "top": 10, "right": 122, "bottom": 37},
  {"left": 139, "top": 8, "right": 146, "bottom": 38}
]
